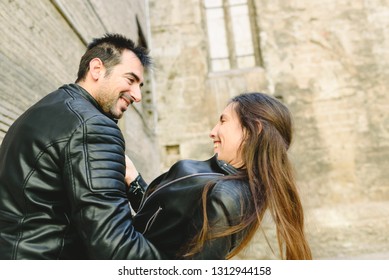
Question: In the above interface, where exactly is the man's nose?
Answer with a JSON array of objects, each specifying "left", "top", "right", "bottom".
[{"left": 131, "top": 85, "right": 142, "bottom": 103}]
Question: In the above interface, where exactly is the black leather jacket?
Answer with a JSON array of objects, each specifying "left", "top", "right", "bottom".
[
  {"left": 0, "top": 84, "right": 162, "bottom": 259},
  {"left": 133, "top": 156, "right": 252, "bottom": 259}
]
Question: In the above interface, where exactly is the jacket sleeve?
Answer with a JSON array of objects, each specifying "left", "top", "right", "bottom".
[
  {"left": 190, "top": 181, "right": 246, "bottom": 260},
  {"left": 62, "top": 115, "right": 163, "bottom": 259}
]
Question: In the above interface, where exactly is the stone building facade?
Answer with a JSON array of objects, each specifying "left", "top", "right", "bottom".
[
  {"left": 148, "top": 0, "right": 389, "bottom": 259},
  {"left": 1, "top": 0, "right": 389, "bottom": 259}
]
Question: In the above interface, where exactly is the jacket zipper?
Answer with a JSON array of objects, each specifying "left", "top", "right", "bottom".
[
  {"left": 137, "top": 172, "right": 224, "bottom": 213},
  {"left": 142, "top": 206, "right": 163, "bottom": 234}
]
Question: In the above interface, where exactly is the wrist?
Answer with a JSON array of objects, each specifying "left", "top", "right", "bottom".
[{"left": 128, "top": 173, "right": 144, "bottom": 195}]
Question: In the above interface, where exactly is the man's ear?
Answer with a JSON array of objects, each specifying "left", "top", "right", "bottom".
[{"left": 89, "top": 58, "right": 104, "bottom": 80}]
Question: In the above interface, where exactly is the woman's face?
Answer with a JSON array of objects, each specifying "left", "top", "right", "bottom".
[{"left": 210, "top": 103, "right": 245, "bottom": 168}]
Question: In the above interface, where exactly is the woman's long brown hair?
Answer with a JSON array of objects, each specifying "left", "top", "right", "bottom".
[{"left": 184, "top": 92, "right": 312, "bottom": 260}]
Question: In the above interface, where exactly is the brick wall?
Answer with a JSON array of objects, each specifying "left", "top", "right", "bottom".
[{"left": 0, "top": 0, "right": 160, "bottom": 181}]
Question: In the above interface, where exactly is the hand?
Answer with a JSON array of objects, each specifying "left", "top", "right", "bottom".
[{"left": 125, "top": 155, "right": 139, "bottom": 186}]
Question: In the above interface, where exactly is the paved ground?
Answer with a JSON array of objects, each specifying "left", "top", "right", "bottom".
[{"left": 323, "top": 252, "right": 389, "bottom": 260}]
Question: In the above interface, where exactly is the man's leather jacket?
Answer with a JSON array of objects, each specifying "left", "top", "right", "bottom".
[
  {"left": 0, "top": 84, "right": 162, "bottom": 259},
  {"left": 133, "top": 156, "right": 252, "bottom": 259}
]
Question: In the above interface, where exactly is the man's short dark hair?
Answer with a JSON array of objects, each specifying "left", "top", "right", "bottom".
[{"left": 76, "top": 33, "right": 151, "bottom": 82}]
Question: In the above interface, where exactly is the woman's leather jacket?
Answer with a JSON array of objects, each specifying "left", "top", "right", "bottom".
[
  {"left": 0, "top": 84, "right": 162, "bottom": 259},
  {"left": 133, "top": 156, "right": 252, "bottom": 259}
]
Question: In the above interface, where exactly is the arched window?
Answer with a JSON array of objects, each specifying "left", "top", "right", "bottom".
[{"left": 204, "top": 0, "right": 261, "bottom": 72}]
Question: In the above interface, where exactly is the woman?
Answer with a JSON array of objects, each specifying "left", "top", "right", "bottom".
[{"left": 127, "top": 92, "right": 312, "bottom": 259}]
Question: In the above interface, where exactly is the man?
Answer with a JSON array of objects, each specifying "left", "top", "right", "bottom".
[{"left": 0, "top": 33, "right": 162, "bottom": 259}]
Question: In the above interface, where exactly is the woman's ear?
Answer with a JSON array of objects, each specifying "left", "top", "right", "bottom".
[{"left": 256, "top": 120, "right": 263, "bottom": 135}]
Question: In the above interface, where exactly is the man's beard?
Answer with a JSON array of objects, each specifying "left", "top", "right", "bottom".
[{"left": 97, "top": 94, "right": 121, "bottom": 119}]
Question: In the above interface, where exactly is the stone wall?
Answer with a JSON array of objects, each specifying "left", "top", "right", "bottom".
[
  {"left": 148, "top": 0, "right": 389, "bottom": 259},
  {"left": 0, "top": 0, "right": 160, "bottom": 181},
  {"left": 257, "top": 0, "right": 389, "bottom": 259}
]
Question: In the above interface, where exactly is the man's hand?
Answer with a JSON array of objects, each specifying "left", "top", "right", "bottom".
[{"left": 125, "top": 155, "right": 139, "bottom": 187}]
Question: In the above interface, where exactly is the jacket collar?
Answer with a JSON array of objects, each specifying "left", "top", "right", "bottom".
[
  {"left": 215, "top": 156, "right": 239, "bottom": 175},
  {"left": 67, "top": 83, "right": 118, "bottom": 123}
]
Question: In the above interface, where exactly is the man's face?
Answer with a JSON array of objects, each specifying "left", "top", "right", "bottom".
[{"left": 95, "top": 50, "right": 144, "bottom": 119}]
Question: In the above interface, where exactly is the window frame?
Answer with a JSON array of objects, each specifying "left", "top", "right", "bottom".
[{"left": 203, "top": 0, "right": 263, "bottom": 72}]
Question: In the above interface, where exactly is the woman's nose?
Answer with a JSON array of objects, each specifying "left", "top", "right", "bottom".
[{"left": 209, "top": 124, "right": 218, "bottom": 139}]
